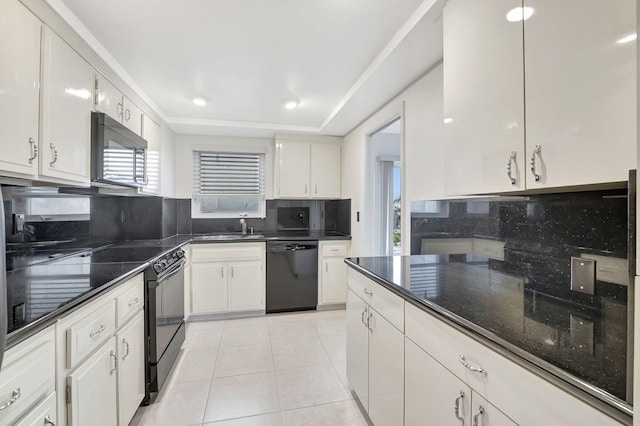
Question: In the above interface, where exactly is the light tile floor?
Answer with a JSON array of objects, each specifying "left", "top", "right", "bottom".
[{"left": 131, "top": 310, "right": 368, "bottom": 426}]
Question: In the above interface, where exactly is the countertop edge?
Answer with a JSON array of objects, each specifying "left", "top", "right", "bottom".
[{"left": 344, "top": 258, "right": 633, "bottom": 424}]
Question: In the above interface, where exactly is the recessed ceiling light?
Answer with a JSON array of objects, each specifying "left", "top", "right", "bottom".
[
  {"left": 506, "top": 6, "right": 534, "bottom": 22},
  {"left": 443, "top": 117, "right": 453, "bottom": 124},
  {"left": 616, "top": 33, "right": 637, "bottom": 44},
  {"left": 193, "top": 97, "right": 207, "bottom": 106},
  {"left": 283, "top": 99, "right": 299, "bottom": 110}
]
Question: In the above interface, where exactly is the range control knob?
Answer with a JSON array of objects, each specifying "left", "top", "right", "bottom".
[
  {"left": 175, "top": 249, "right": 185, "bottom": 259},
  {"left": 152, "top": 262, "right": 163, "bottom": 273}
]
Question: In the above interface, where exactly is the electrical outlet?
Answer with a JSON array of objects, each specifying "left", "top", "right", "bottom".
[
  {"left": 12, "top": 213, "right": 25, "bottom": 234},
  {"left": 570, "top": 257, "right": 595, "bottom": 295}
]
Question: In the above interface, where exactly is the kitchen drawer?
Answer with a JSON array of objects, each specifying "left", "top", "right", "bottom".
[
  {"left": 321, "top": 241, "right": 349, "bottom": 257},
  {"left": 14, "top": 391, "right": 56, "bottom": 426},
  {"left": 404, "top": 302, "right": 620, "bottom": 426},
  {"left": 0, "top": 327, "right": 55, "bottom": 425},
  {"left": 347, "top": 269, "right": 404, "bottom": 332},
  {"left": 115, "top": 274, "right": 144, "bottom": 327},
  {"left": 191, "top": 243, "right": 264, "bottom": 262},
  {"left": 66, "top": 299, "right": 116, "bottom": 369}
]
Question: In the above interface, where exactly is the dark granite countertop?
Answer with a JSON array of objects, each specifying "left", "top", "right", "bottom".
[
  {"left": 5, "top": 231, "right": 350, "bottom": 348},
  {"left": 345, "top": 254, "right": 631, "bottom": 420}
]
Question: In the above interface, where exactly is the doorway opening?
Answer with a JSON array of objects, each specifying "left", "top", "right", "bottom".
[{"left": 369, "top": 116, "right": 402, "bottom": 256}]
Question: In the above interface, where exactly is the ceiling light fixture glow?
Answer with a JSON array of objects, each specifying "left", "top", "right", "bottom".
[
  {"left": 616, "top": 33, "right": 637, "bottom": 44},
  {"left": 193, "top": 97, "right": 207, "bottom": 106},
  {"left": 443, "top": 117, "right": 453, "bottom": 124},
  {"left": 283, "top": 98, "right": 299, "bottom": 110},
  {"left": 506, "top": 7, "right": 534, "bottom": 22}
]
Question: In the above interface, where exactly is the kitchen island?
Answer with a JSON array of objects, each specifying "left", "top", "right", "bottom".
[{"left": 345, "top": 254, "right": 630, "bottom": 425}]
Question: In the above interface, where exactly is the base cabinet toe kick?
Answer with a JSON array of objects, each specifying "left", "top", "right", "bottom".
[{"left": 345, "top": 267, "right": 629, "bottom": 426}]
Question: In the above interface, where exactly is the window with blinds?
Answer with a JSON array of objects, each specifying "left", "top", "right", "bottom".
[{"left": 192, "top": 150, "right": 266, "bottom": 218}]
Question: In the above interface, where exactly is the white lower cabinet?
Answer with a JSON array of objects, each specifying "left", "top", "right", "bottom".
[
  {"left": 67, "top": 337, "right": 118, "bottom": 426},
  {"left": 0, "top": 326, "right": 56, "bottom": 426},
  {"left": 318, "top": 241, "right": 350, "bottom": 306},
  {"left": 57, "top": 274, "right": 145, "bottom": 426},
  {"left": 346, "top": 279, "right": 404, "bottom": 426},
  {"left": 190, "top": 243, "right": 265, "bottom": 315},
  {"left": 14, "top": 392, "right": 57, "bottom": 426},
  {"left": 116, "top": 312, "right": 145, "bottom": 426},
  {"left": 405, "top": 338, "right": 515, "bottom": 426}
]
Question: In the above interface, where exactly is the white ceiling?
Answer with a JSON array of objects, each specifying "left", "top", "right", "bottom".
[{"left": 50, "top": 0, "right": 444, "bottom": 137}]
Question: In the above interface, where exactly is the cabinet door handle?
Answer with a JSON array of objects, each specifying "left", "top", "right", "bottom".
[
  {"left": 117, "top": 102, "right": 123, "bottom": 118},
  {"left": 221, "top": 268, "right": 224, "bottom": 278},
  {"left": 304, "top": 184, "right": 308, "bottom": 194},
  {"left": 473, "top": 405, "right": 485, "bottom": 426},
  {"left": 129, "top": 297, "right": 141, "bottom": 309},
  {"left": 361, "top": 309, "right": 367, "bottom": 326},
  {"left": 109, "top": 351, "right": 118, "bottom": 375},
  {"left": 530, "top": 144, "right": 541, "bottom": 182},
  {"left": 49, "top": 143, "right": 58, "bottom": 168},
  {"left": 325, "top": 263, "right": 328, "bottom": 273},
  {"left": 230, "top": 266, "right": 234, "bottom": 278},
  {"left": 367, "top": 312, "right": 374, "bottom": 332},
  {"left": 44, "top": 414, "right": 55, "bottom": 425},
  {"left": 506, "top": 151, "right": 516, "bottom": 185},
  {"left": 28, "top": 137, "right": 38, "bottom": 164},
  {"left": 314, "top": 184, "right": 318, "bottom": 194},
  {"left": 89, "top": 323, "right": 107, "bottom": 338},
  {"left": 125, "top": 108, "right": 131, "bottom": 122},
  {"left": 454, "top": 390, "right": 465, "bottom": 420},
  {"left": 122, "top": 338, "right": 130, "bottom": 361},
  {"left": 0, "top": 388, "right": 21, "bottom": 411},
  {"left": 459, "top": 354, "right": 487, "bottom": 376}
]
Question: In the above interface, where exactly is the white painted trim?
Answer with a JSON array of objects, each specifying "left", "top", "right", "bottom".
[{"left": 166, "top": 116, "right": 321, "bottom": 134}]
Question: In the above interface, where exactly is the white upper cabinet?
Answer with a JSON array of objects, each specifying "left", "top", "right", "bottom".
[
  {"left": 139, "top": 115, "right": 162, "bottom": 195},
  {"left": 310, "top": 143, "right": 341, "bottom": 198},
  {"left": 443, "top": 0, "right": 525, "bottom": 195},
  {"left": 277, "top": 141, "right": 311, "bottom": 197},
  {"left": 444, "top": 0, "right": 636, "bottom": 194},
  {"left": 275, "top": 135, "right": 342, "bottom": 199},
  {"left": 40, "top": 27, "right": 93, "bottom": 185},
  {"left": 0, "top": 0, "right": 41, "bottom": 178},
  {"left": 95, "top": 73, "right": 143, "bottom": 136},
  {"left": 524, "top": 0, "right": 636, "bottom": 188}
]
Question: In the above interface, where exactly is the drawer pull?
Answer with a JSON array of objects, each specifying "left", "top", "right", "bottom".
[
  {"left": 363, "top": 288, "right": 373, "bottom": 296},
  {"left": 459, "top": 354, "right": 487, "bottom": 376},
  {"left": 128, "top": 298, "right": 141, "bottom": 309},
  {"left": 109, "top": 351, "right": 118, "bottom": 375},
  {"left": 454, "top": 390, "right": 465, "bottom": 420},
  {"left": 329, "top": 249, "right": 340, "bottom": 252},
  {"left": 473, "top": 405, "right": 485, "bottom": 426},
  {"left": 44, "top": 414, "right": 55, "bottom": 425},
  {"left": 0, "top": 388, "right": 21, "bottom": 410},
  {"left": 89, "top": 324, "right": 107, "bottom": 338}
]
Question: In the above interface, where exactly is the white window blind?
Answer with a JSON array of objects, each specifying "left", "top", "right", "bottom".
[{"left": 192, "top": 151, "right": 266, "bottom": 218}]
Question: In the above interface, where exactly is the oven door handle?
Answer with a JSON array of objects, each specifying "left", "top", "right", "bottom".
[{"left": 148, "top": 259, "right": 186, "bottom": 288}]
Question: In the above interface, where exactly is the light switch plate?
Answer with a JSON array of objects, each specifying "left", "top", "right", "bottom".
[
  {"left": 571, "top": 257, "right": 595, "bottom": 295},
  {"left": 570, "top": 314, "right": 594, "bottom": 355}
]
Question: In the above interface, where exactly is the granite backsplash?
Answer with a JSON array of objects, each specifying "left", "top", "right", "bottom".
[{"left": 410, "top": 185, "right": 634, "bottom": 307}]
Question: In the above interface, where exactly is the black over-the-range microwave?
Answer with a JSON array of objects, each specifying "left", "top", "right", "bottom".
[{"left": 91, "top": 111, "right": 148, "bottom": 188}]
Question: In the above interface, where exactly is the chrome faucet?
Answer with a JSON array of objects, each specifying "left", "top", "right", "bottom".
[{"left": 240, "top": 218, "right": 247, "bottom": 235}]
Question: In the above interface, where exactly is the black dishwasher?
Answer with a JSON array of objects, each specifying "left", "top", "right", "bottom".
[{"left": 266, "top": 241, "right": 318, "bottom": 313}]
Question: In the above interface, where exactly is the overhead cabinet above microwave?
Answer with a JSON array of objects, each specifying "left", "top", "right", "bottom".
[{"left": 95, "top": 73, "right": 143, "bottom": 137}]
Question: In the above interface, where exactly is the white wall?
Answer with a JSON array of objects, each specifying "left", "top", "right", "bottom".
[
  {"left": 161, "top": 124, "right": 176, "bottom": 198},
  {"left": 174, "top": 134, "right": 275, "bottom": 199},
  {"left": 342, "top": 62, "right": 444, "bottom": 257}
]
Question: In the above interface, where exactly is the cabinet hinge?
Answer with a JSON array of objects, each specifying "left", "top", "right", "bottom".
[{"left": 65, "top": 384, "right": 71, "bottom": 404}]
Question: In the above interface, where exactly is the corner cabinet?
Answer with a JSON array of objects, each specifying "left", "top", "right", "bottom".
[
  {"left": 318, "top": 241, "right": 350, "bottom": 306},
  {"left": 40, "top": 26, "right": 93, "bottom": 185},
  {"left": 0, "top": 0, "right": 41, "bottom": 178},
  {"left": 346, "top": 269, "right": 404, "bottom": 426},
  {"left": 190, "top": 243, "right": 266, "bottom": 315},
  {"left": 275, "top": 135, "right": 342, "bottom": 199},
  {"left": 444, "top": 0, "right": 635, "bottom": 194}
]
